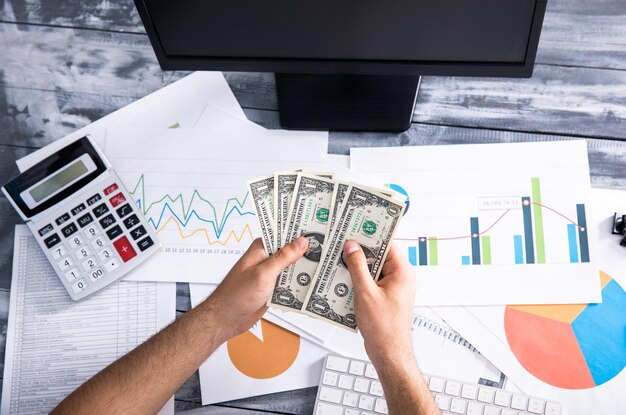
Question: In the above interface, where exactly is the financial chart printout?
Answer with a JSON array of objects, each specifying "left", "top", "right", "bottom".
[
  {"left": 351, "top": 141, "right": 601, "bottom": 305},
  {"left": 105, "top": 128, "right": 328, "bottom": 283}
]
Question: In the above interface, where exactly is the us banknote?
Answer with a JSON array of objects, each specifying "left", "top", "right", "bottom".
[
  {"left": 247, "top": 175, "right": 275, "bottom": 255},
  {"left": 302, "top": 185, "right": 404, "bottom": 331}
]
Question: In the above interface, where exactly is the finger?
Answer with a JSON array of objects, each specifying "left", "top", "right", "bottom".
[
  {"left": 239, "top": 238, "right": 270, "bottom": 266},
  {"left": 343, "top": 240, "right": 377, "bottom": 294},
  {"left": 256, "top": 236, "right": 308, "bottom": 278}
]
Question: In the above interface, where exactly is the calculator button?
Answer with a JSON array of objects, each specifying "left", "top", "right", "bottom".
[
  {"left": 99, "top": 214, "right": 116, "bottom": 229},
  {"left": 38, "top": 223, "right": 54, "bottom": 237},
  {"left": 64, "top": 269, "right": 80, "bottom": 282},
  {"left": 61, "top": 223, "right": 79, "bottom": 238},
  {"left": 82, "top": 257, "right": 97, "bottom": 271},
  {"left": 91, "top": 237, "right": 106, "bottom": 250},
  {"left": 88, "top": 268, "right": 105, "bottom": 282},
  {"left": 137, "top": 236, "right": 155, "bottom": 252},
  {"left": 51, "top": 244, "right": 68, "bottom": 259},
  {"left": 86, "top": 193, "right": 102, "bottom": 206},
  {"left": 58, "top": 257, "right": 74, "bottom": 271},
  {"left": 97, "top": 248, "right": 115, "bottom": 261},
  {"left": 109, "top": 192, "right": 126, "bottom": 208},
  {"left": 116, "top": 203, "right": 133, "bottom": 218},
  {"left": 106, "top": 225, "right": 124, "bottom": 241},
  {"left": 77, "top": 212, "right": 94, "bottom": 228},
  {"left": 71, "top": 280, "right": 87, "bottom": 294},
  {"left": 113, "top": 236, "right": 137, "bottom": 262},
  {"left": 103, "top": 183, "right": 119, "bottom": 195},
  {"left": 123, "top": 214, "right": 140, "bottom": 229},
  {"left": 44, "top": 233, "right": 62, "bottom": 248},
  {"left": 56, "top": 213, "right": 71, "bottom": 226},
  {"left": 76, "top": 246, "right": 91, "bottom": 259},
  {"left": 130, "top": 225, "right": 147, "bottom": 240},
  {"left": 104, "top": 258, "right": 120, "bottom": 272},
  {"left": 84, "top": 224, "right": 100, "bottom": 239},
  {"left": 93, "top": 203, "right": 110, "bottom": 218},
  {"left": 69, "top": 234, "right": 84, "bottom": 248},
  {"left": 71, "top": 203, "right": 87, "bottom": 216}
]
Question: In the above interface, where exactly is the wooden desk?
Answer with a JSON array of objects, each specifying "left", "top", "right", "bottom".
[{"left": 0, "top": 0, "right": 625, "bottom": 413}]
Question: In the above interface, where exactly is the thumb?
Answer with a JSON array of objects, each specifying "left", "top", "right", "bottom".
[
  {"left": 343, "top": 240, "right": 377, "bottom": 294},
  {"left": 258, "top": 236, "right": 308, "bottom": 277}
]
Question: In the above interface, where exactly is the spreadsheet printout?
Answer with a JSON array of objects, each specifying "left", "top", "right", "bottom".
[{"left": 1, "top": 225, "right": 176, "bottom": 414}]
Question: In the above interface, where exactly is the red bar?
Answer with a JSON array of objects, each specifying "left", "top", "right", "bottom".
[
  {"left": 109, "top": 192, "right": 126, "bottom": 207},
  {"left": 103, "top": 183, "right": 119, "bottom": 195},
  {"left": 113, "top": 236, "right": 137, "bottom": 262}
]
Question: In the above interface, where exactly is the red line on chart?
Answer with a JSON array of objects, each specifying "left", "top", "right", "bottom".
[{"left": 393, "top": 201, "right": 584, "bottom": 243}]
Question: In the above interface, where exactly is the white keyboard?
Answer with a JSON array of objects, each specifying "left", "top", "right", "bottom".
[{"left": 314, "top": 354, "right": 562, "bottom": 415}]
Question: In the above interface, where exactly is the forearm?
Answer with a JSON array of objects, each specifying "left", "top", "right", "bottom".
[{"left": 52, "top": 299, "right": 227, "bottom": 414}]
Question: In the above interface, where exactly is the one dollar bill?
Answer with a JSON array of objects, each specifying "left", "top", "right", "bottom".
[{"left": 248, "top": 175, "right": 276, "bottom": 255}]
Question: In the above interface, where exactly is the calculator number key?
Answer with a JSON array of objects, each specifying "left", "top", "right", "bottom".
[
  {"left": 76, "top": 246, "right": 91, "bottom": 259},
  {"left": 77, "top": 212, "right": 94, "bottom": 228},
  {"left": 61, "top": 223, "right": 79, "bottom": 238},
  {"left": 113, "top": 236, "right": 137, "bottom": 262},
  {"left": 99, "top": 214, "right": 116, "bottom": 229},
  {"left": 69, "top": 234, "right": 84, "bottom": 248},
  {"left": 71, "top": 203, "right": 87, "bottom": 216},
  {"left": 123, "top": 214, "right": 140, "bottom": 229},
  {"left": 44, "top": 233, "right": 61, "bottom": 249},
  {"left": 58, "top": 257, "right": 74, "bottom": 271},
  {"left": 64, "top": 269, "right": 80, "bottom": 282},
  {"left": 88, "top": 268, "right": 105, "bottom": 282},
  {"left": 91, "top": 237, "right": 107, "bottom": 250},
  {"left": 97, "top": 248, "right": 115, "bottom": 261},
  {"left": 84, "top": 224, "right": 100, "bottom": 239},
  {"left": 51, "top": 244, "right": 68, "bottom": 259},
  {"left": 93, "top": 203, "right": 109, "bottom": 218},
  {"left": 82, "top": 258, "right": 97, "bottom": 271},
  {"left": 72, "top": 280, "right": 87, "bottom": 294},
  {"left": 86, "top": 193, "right": 102, "bottom": 206}
]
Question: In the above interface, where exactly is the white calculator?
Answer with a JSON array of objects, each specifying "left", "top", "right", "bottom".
[{"left": 2, "top": 136, "right": 160, "bottom": 301}]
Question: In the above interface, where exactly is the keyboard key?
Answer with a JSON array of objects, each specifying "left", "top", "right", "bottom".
[
  {"left": 319, "top": 386, "right": 343, "bottom": 404},
  {"left": 369, "top": 381, "right": 384, "bottom": 397},
  {"left": 322, "top": 370, "right": 339, "bottom": 387},
  {"left": 374, "top": 398, "right": 388, "bottom": 414},
  {"left": 349, "top": 360, "right": 365, "bottom": 376},
  {"left": 435, "top": 395, "right": 451, "bottom": 411},
  {"left": 77, "top": 212, "right": 94, "bottom": 228},
  {"left": 461, "top": 384, "right": 478, "bottom": 400},
  {"left": 88, "top": 267, "right": 105, "bottom": 282},
  {"left": 69, "top": 234, "right": 84, "bottom": 248},
  {"left": 354, "top": 378, "right": 370, "bottom": 393},
  {"left": 342, "top": 391, "right": 358, "bottom": 407},
  {"left": 106, "top": 225, "right": 124, "bottom": 241},
  {"left": 61, "top": 223, "right": 79, "bottom": 238},
  {"left": 358, "top": 395, "right": 374, "bottom": 411},
  {"left": 477, "top": 387, "right": 495, "bottom": 403},
  {"left": 71, "top": 203, "right": 87, "bottom": 216},
  {"left": 103, "top": 183, "right": 118, "bottom": 195},
  {"left": 326, "top": 356, "right": 350, "bottom": 372},
  {"left": 93, "top": 203, "right": 109, "bottom": 218},
  {"left": 123, "top": 214, "right": 140, "bottom": 229},
  {"left": 56, "top": 213, "right": 71, "bottom": 226},
  {"left": 511, "top": 394, "right": 528, "bottom": 410},
  {"left": 364, "top": 364, "right": 378, "bottom": 379},
  {"left": 38, "top": 223, "right": 53, "bottom": 236},
  {"left": 445, "top": 381, "right": 461, "bottom": 396},
  {"left": 137, "top": 236, "right": 154, "bottom": 252},
  {"left": 116, "top": 203, "right": 133, "bottom": 218},
  {"left": 51, "top": 244, "right": 67, "bottom": 259},
  {"left": 44, "top": 233, "right": 61, "bottom": 248},
  {"left": 99, "top": 214, "right": 116, "bottom": 229},
  {"left": 315, "top": 402, "right": 344, "bottom": 415},
  {"left": 429, "top": 377, "right": 445, "bottom": 393},
  {"left": 338, "top": 374, "right": 354, "bottom": 390},
  {"left": 84, "top": 224, "right": 99, "bottom": 239},
  {"left": 97, "top": 247, "right": 115, "bottom": 262},
  {"left": 64, "top": 269, "right": 80, "bottom": 282},
  {"left": 467, "top": 401, "right": 484, "bottom": 415},
  {"left": 109, "top": 192, "right": 126, "bottom": 207},
  {"left": 58, "top": 257, "right": 73, "bottom": 271},
  {"left": 450, "top": 398, "right": 467, "bottom": 414},
  {"left": 75, "top": 246, "right": 91, "bottom": 259},
  {"left": 86, "top": 193, "right": 102, "bottom": 206},
  {"left": 528, "top": 398, "right": 545, "bottom": 414},
  {"left": 501, "top": 409, "right": 517, "bottom": 415},
  {"left": 483, "top": 405, "right": 500, "bottom": 415},
  {"left": 82, "top": 257, "right": 97, "bottom": 271},
  {"left": 71, "top": 280, "right": 87, "bottom": 294},
  {"left": 113, "top": 236, "right": 137, "bottom": 262},
  {"left": 545, "top": 402, "right": 562, "bottom": 415},
  {"left": 130, "top": 225, "right": 147, "bottom": 240},
  {"left": 344, "top": 409, "right": 359, "bottom": 415},
  {"left": 91, "top": 236, "right": 106, "bottom": 250},
  {"left": 494, "top": 391, "right": 512, "bottom": 407}
]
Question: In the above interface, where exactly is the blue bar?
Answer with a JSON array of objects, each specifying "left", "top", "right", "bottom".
[
  {"left": 408, "top": 246, "right": 417, "bottom": 266},
  {"left": 577, "top": 204, "right": 590, "bottom": 262},
  {"left": 522, "top": 196, "right": 535, "bottom": 264},
  {"left": 470, "top": 217, "right": 481, "bottom": 265},
  {"left": 514, "top": 235, "right": 524, "bottom": 264},
  {"left": 461, "top": 256, "right": 470, "bottom": 265},
  {"left": 567, "top": 224, "right": 579, "bottom": 263},
  {"left": 418, "top": 238, "right": 428, "bottom": 266}
]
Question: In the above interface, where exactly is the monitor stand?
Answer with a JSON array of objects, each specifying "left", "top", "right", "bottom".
[{"left": 275, "top": 73, "right": 421, "bottom": 132}]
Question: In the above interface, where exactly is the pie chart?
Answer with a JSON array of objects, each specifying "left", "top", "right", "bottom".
[
  {"left": 504, "top": 271, "right": 626, "bottom": 389},
  {"left": 226, "top": 319, "right": 300, "bottom": 379}
]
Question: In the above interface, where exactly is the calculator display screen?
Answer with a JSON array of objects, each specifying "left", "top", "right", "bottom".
[{"left": 29, "top": 160, "right": 89, "bottom": 202}]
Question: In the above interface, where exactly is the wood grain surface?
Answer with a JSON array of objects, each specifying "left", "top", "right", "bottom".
[{"left": 1, "top": 0, "right": 626, "bottom": 413}]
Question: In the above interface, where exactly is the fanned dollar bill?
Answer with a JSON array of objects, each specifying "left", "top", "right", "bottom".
[
  {"left": 274, "top": 172, "right": 300, "bottom": 250},
  {"left": 247, "top": 175, "right": 276, "bottom": 255},
  {"left": 269, "top": 174, "right": 337, "bottom": 311},
  {"left": 302, "top": 184, "right": 404, "bottom": 331}
]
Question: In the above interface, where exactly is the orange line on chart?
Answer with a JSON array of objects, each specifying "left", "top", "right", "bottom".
[
  {"left": 157, "top": 216, "right": 255, "bottom": 245},
  {"left": 394, "top": 201, "right": 584, "bottom": 243}
]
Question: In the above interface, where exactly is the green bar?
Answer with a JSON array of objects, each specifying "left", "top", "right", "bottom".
[
  {"left": 481, "top": 236, "right": 492, "bottom": 265},
  {"left": 428, "top": 237, "right": 438, "bottom": 265},
  {"left": 531, "top": 177, "right": 546, "bottom": 263}
]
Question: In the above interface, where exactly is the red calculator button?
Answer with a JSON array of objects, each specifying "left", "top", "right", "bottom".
[
  {"left": 104, "top": 183, "right": 119, "bottom": 195},
  {"left": 113, "top": 236, "right": 137, "bottom": 262},
  {"left": 109, "top": 193, "right": 126, "bottom": 207}
]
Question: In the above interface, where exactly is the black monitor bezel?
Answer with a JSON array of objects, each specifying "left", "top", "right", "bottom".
[{"left": 134, "top": 0, "right": 547, "bottom": 78}]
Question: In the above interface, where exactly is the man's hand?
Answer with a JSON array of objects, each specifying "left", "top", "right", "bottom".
[{"left": 207, "top": 237, "right": 308, "bottom": 343}]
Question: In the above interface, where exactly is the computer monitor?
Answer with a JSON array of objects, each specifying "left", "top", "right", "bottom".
[{"left": 134, "top": 0, "right": 547, "bottom": 132}]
